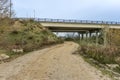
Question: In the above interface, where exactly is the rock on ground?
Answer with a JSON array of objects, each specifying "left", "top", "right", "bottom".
[{"left": 0, "top": 54, "right": 9, "bottom": 61}]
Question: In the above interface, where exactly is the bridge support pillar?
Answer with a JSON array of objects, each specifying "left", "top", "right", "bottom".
[
  {"left": 78, "top": 32, "right": 82, "bottom": 41},
  {"left": 55, "top": 32, "right": 59, "bottom": 36},
  {"left": 81, "top": 33, "right": 84, "bottom": 40},
  {"left": 78, "top": 32, "right": 80, "bottom": 40},
  {"left": 86, "top": 31, "right": 89, "bottom": 42},
  {"left": 89, "top": 32, "right": 92, "bottom": 38},
  {"left": 103, "top": 25, "right": 109, "bottom": 47},
  {"left": 95, "top": 31, "right": 99, "bottom": 46},
  {"left": 89, "top": 32, "right": 92, "bottom": 43},
  {"left": 72, "top": 32, "right": 75, "bottom": 38}
]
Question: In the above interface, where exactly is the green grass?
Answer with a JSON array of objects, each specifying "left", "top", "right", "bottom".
[{"left": 0, "top": 18, "right": 63, "bottom": 62}]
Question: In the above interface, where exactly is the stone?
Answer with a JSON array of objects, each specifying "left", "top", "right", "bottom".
[
  {"left": 12, "top": 49, "right": 24, "bottom": 53},
  {"left": 106, "top": 64, "right": 119, "bottom": 69},
  {"left": 0, "top": 54, "right": 10, "bottom": 60}
]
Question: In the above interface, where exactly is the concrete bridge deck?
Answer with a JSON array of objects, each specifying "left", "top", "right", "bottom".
[
  {"left": 15, "top": 18, "right": 120, "bottom": 45},
  {"left": 37, "top": 18, "right": 120, "bottom": 32},
  {"left": 16, "top": 18, "right": 120, "bottom": 32}
]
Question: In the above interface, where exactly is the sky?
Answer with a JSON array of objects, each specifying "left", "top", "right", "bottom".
[{"left": 13, "top": 0, "right": 120, "bottom": 22}]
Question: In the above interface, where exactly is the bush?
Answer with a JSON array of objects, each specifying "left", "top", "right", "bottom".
[
  {"left": 11, "top": 30, "right": 19, "bottom": 34},
  {"left": 80, "top": 45, "right": 120, "bottom": 64},
  {"left": 65, "top": 37, "right": 74, "bottom": 41},
  {"left": 113, "top": 66, "right": 120, "bottom": 74}
]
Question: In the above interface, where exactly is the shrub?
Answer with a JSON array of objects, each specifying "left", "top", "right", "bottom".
[
  {"left": 80, "top": 45, "right": 120, "bottom": 64},
  {"left": 11, "top": 30, "right": 19, "bottom": 34}
]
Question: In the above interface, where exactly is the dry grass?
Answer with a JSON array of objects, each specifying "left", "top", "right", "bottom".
[
  {"left": 0, "top": 18, "right": 63, "bottom": 61},
  {"left": 80, "top": 45, "right": 120, "bottom": 64}
]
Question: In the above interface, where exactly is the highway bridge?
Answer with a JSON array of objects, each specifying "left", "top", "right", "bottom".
[
  {"left": 37, "top": 18, "right": 120, "bottom": 32},
  {"left": 17, "top": 18, "right": 120, "bottom": 32},
  {"left": 17, "top": 18, "right": 120, "bottom": 45},
  {"left": 36, "top": 18, "right": 120, "bottom": 45}
]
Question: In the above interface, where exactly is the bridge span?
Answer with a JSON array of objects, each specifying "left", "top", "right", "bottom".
[
  {"left": 36, "top": 18, "right": 120, "bottom": 46},
  {"left": 17, "top": 18, "right": 120, "bottom": 45},
  {"left": 37, "top": 18, "right": 120, "bottom": 32}
]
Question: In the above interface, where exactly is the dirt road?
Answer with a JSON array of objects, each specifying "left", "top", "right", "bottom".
[{"left": 0, "top": 42, "right": 111, "bottom": 80}]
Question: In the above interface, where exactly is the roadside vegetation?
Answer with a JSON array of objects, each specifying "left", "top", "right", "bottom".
[
  {"left": 64, "top": 30, "right": 120, "bottom": 80},
  {"left": 76, "top": 30, "right": 120, "bottom": 80},
  {"left": 76, "top": 44, "right": 120, "bottom": 80},
  {"left": 0, "top": 18, "right": 63, "bottom": 63}
]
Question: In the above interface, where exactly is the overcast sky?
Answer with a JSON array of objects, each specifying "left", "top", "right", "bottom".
[{"left": 13, "top": 0, "right": 120, "bottom": 21}]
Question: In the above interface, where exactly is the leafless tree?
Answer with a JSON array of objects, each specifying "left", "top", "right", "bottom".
[{"left": 0, "top": 0, "right": 14, "bottom": 18}]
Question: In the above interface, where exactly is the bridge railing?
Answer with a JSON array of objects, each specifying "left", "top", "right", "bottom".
[
  {"left": 14, "top": 18, "right": 120, "bottom": 25},
  {"left": 36, "top": 18, "right": 120, "bottom": 25}
]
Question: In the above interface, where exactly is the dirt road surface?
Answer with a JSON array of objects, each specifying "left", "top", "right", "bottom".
[{"left": 0, "top": 42, "right": 111, "bottom": 80}]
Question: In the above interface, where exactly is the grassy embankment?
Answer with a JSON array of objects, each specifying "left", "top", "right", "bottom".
[{"left": 0, "top": 18, "right": 63, "bottom": 62}]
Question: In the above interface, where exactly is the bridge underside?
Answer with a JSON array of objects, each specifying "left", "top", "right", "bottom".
[
  {"left": 40, "top": 21, "right": 120, "bottom": 33},
  {"left": 40, "top": 22, "right": 114, "bottom": 46},
  {"left": 48, "top": 27, "right": 101, "bottom": 33}
]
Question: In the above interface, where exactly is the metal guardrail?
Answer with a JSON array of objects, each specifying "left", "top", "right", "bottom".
[
  {"left": 36, "top": 18, "right": 120, "bottom": 25},
  {"left": 15, "top": 18, "right": 120, "bottom": 25}
]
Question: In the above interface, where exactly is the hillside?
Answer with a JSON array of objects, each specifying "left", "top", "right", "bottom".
[{"left": 0, "top": 18, "right": 63, "bottom": 61}]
